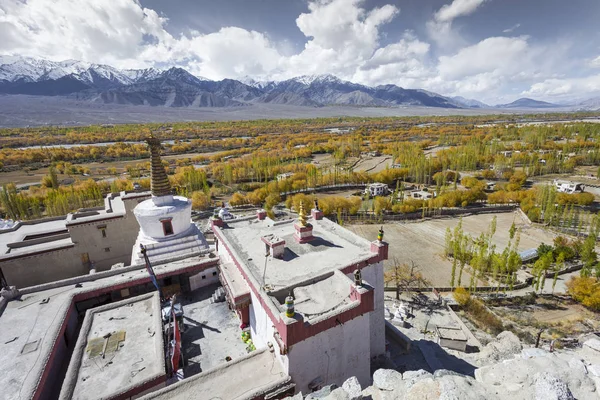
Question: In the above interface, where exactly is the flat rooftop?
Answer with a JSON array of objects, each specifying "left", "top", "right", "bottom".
[
  {"left": 180, "top": 283, "right": 248, "bottom": 376},
  {"left": 141, "top": 349, "right": 290, "bottom": 400},
  {"left": 220, "top": 217, "right": 374, "bottom": 291},
  {"left": 0, "top": 254, "right": 216, "bottom": 400},
  {"left": 436, "top": 326, "right": 468, "bottom": 341},
  {"left": 60, "top": 292, "right": 165, "bottom": 400},
  {"left": 0, "top": 217, "right": 68, "bottom": 255}
]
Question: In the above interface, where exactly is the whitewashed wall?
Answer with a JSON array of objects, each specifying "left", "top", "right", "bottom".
[
  {"left": 347, "top": 261, "right": 385, "bottom": 358},
  {"left": 287, "top": 314, "right": 371, "bottom": 393},
  {"left": 189, "top": 267, "right": 219, "bottom": 291}
]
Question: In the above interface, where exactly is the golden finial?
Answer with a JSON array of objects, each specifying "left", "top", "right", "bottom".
[{"left": 298, "top": 202, "right": 308, "bottom": 227}]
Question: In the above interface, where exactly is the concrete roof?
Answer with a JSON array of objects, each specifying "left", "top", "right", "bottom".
[
  {"left": 0, "top": 191, "right": 151, "bottom": 258},
  {"left": 140, "top": 349, "right": 290, "bottom": 400},
  {"left": 436, "top": 326, "right": 468, "bottom": 341},
  {"left": 220, "top": 260, "right": 250, "bottom": 300},
  {"left": 220, "top": 217, "right": 373, "bottom": 292},
  {"left": 60, "top": 292, "right": 165, "bottom": 400},
  {"left": 292, "top": 271, "right": 353, "bottom": 322},
  {"left": 0, "top": 254, "right": 216, "bottom": 400},
  {"left": 0, "top": 217, "right": 68, "bottom": 255}
]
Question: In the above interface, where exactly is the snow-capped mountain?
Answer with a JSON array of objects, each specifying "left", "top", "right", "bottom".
[
  {"left": 0, "top": 57, "right": 89, "bottom": 82},
  {"left": 0, "top": 56, "right": 573, "bottom": 110},
  {"left": 572, "top": 97, "right": 600, "bottom": 111},
  {"left": 451, "top": 96, "right": 490, "bottom": 108},
  {"left": 0, "top": 56, "right": 161, "bottom": 87},
  {"left": 496, "top": 98, "right": 561, "bottom": 108}
]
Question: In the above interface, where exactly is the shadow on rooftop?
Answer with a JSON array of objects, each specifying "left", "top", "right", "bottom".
[
  {"left": 184, "top": 315, "right": 221, "bottom": 333},
  {"left": 282, "top": 248, "right": 299, "bottom": 261},
  {"left": 306, "top": 237, "right": 342, "bottom": 248}
]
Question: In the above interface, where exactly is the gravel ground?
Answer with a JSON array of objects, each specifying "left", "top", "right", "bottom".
[{"left": 347, "top": 211, "right": 559, "bottom": 287}]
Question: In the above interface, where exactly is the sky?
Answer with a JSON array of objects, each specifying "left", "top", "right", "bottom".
[{"left": 0, "top": 0, "right": 599, "bottom": 104}]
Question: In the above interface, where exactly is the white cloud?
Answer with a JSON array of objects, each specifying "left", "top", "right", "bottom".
[
  {"left": 0, "top": 0, "right": 596, "bottom": 103},
  {"left": 433, "top": 0, "right": 487, "bottom": 23},
  {"left": 589, "top": 56, "right": 600, "bottom": 68},
  {"left": 503, "top": 23, "right": 521, "bottom": 33},
  {"left": 523, "top": 75, "right": 600, "bottom": 99},
  {"left": 427, "top": 0, "right": 487, "bottom": 49},
  {"left": 438, "top": 36, "right": 529, "bottom": 80}
]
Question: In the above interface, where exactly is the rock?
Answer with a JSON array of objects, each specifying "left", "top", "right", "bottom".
[
  {"left": 476, "top": 331, "right": 522, "bottom": 365},
  {"left": 403, "top": 369, "right": 433, "bottom": 389},
  {"left": 534, "top": 372, "right": 574, "bottom": 400},
  {"left": 323, "top": 388, "right": 349, "bottom": 400},
  {"left": 521, "top": 348, "right": 549, "bottom": 359},
  {"left": 404, "top": 377, "right": 440, "bottom": 400},
  {"left": 567, "top": 357, "right": 587, "bottom": 375},
  {"left": 583, "top": 339, "right": 600, "bottom": 353},
  {"left": 437, "top": 375, "right": 499, "bottom": 400},
  {"left": 433, "top": 369, "right": 463, "bottom": 378},
  {"left": 589, "top": 364, "right": 600, "bottom": 378},
  {"left": 373, "top": 369, "right": 403, "bottom": 391},
  {"left": 341, "top": 376, "right": 362, "bottom": 400},
  {"left": 306, "top": 385, "right": 337, "bottom": 400}
]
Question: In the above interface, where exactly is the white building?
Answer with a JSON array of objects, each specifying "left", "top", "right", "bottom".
[
  {"left": 211, "top": 204, "right": 388, "bottom": 393},
  {"left": 365, "top": 183, "right": 389, "bottom": 197},
  {"left": 277, "top": 172, "right": 294, "bottom": 181},
  {"left": 408, "top": 190, "right": 435, "bottom": 200},
  {"left": 554, "top": 180, "right": 585, "bottom": 194},
  {"left": 130, "top": 137, "right": 209, "bottom": 266},
  {"left": 0, "top": 191, "right": 150, "bottom": 288}
]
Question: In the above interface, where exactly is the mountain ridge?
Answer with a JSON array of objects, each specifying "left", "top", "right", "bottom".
[{"left": 0, "top": 56, "right": 586, "bottom": 109}]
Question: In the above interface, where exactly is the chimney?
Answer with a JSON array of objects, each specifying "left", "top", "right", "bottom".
[
  {"left": 311, "top": 198, "right": 324, "bottom": 220},
  {"left": 257, "top": 209, "right": 267, "bottom": 220},
  {"left": 262, "top": 234, "right": 286, "bottom": 259}
]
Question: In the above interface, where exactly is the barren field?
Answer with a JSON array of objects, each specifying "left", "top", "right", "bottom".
[
  {"left": 347, "top": 211, "right": 558, "bottom": 287},
  {"left": 352, "top": 155, "right": 392, "bottom": 173},
  {"left": 0, "top": 150, "right": 227, "bottom": 187}
]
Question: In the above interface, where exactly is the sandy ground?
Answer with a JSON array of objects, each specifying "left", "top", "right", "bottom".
[
  {"left": 353, "top": 155, "right": 393, "bottom": 173},
  {"left": 347, "top": 211, "right": 558, "bottom": 287},
  {"left": 0, "top": 96, "right": 538, "bottom": 128}
]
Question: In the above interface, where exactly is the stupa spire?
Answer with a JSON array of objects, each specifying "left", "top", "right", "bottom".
[
  {"left": 298, "top": 202, "right": 308, "bottom": 227},
  {"left": 146, "top": 137, "right": 172, "bottom": 197}
]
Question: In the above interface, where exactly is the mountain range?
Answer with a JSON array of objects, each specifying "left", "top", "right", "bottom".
[{"left": 0, "top": 56, "right": 596, "bottom": 110}]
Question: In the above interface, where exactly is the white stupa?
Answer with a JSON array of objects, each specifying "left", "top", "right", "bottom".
[{"left": 130, "top": 137, "right": 209, "bottom": 265}]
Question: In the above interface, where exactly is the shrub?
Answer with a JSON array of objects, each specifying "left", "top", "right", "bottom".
[
  {"left": 453, "top": 287, "right": 471, "bottom": 306},
  {"left": 566, "top": 276, "right": 600, "bottom": 310}
]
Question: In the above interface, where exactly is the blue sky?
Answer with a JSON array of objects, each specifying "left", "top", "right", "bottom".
[{"left": 1, "top": 0, "right": 600, "bottom": 103}]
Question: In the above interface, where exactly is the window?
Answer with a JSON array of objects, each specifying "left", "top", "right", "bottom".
[
  {"left": 104, "top": 247, "right": 110, "bottom": 252},
  {"left": 212, "top": 271, "right": 217, "bottom": 276},
  {"left": 161, "top": 219, "right": 174, "bottom": 236},
  {"left": 97, "top": 225, "right": 107, "bottom": 238},
  {"left": 201, "top": 275, "right": 206, "bottom": 280}
]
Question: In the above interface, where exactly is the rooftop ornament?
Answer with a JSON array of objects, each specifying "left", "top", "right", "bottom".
[
  {"left": 354, "top": 269, "right": 362, "bottom": 286},
  {"left": 146, "top": 136, "right": 172, "bottom": 197},
  {"left": 298, "top": 202, "right": 308, "bottom": 227},
  {"left": 378, "top": 226, "right": 384, "bottom": 242},
  {"left": 313, "top": 198, "right": 319, "bottom": 211}
]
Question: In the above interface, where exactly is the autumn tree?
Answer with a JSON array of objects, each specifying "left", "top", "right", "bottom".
[{"left": 384, "top": 258, "right": 431, "bottom": 300}]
